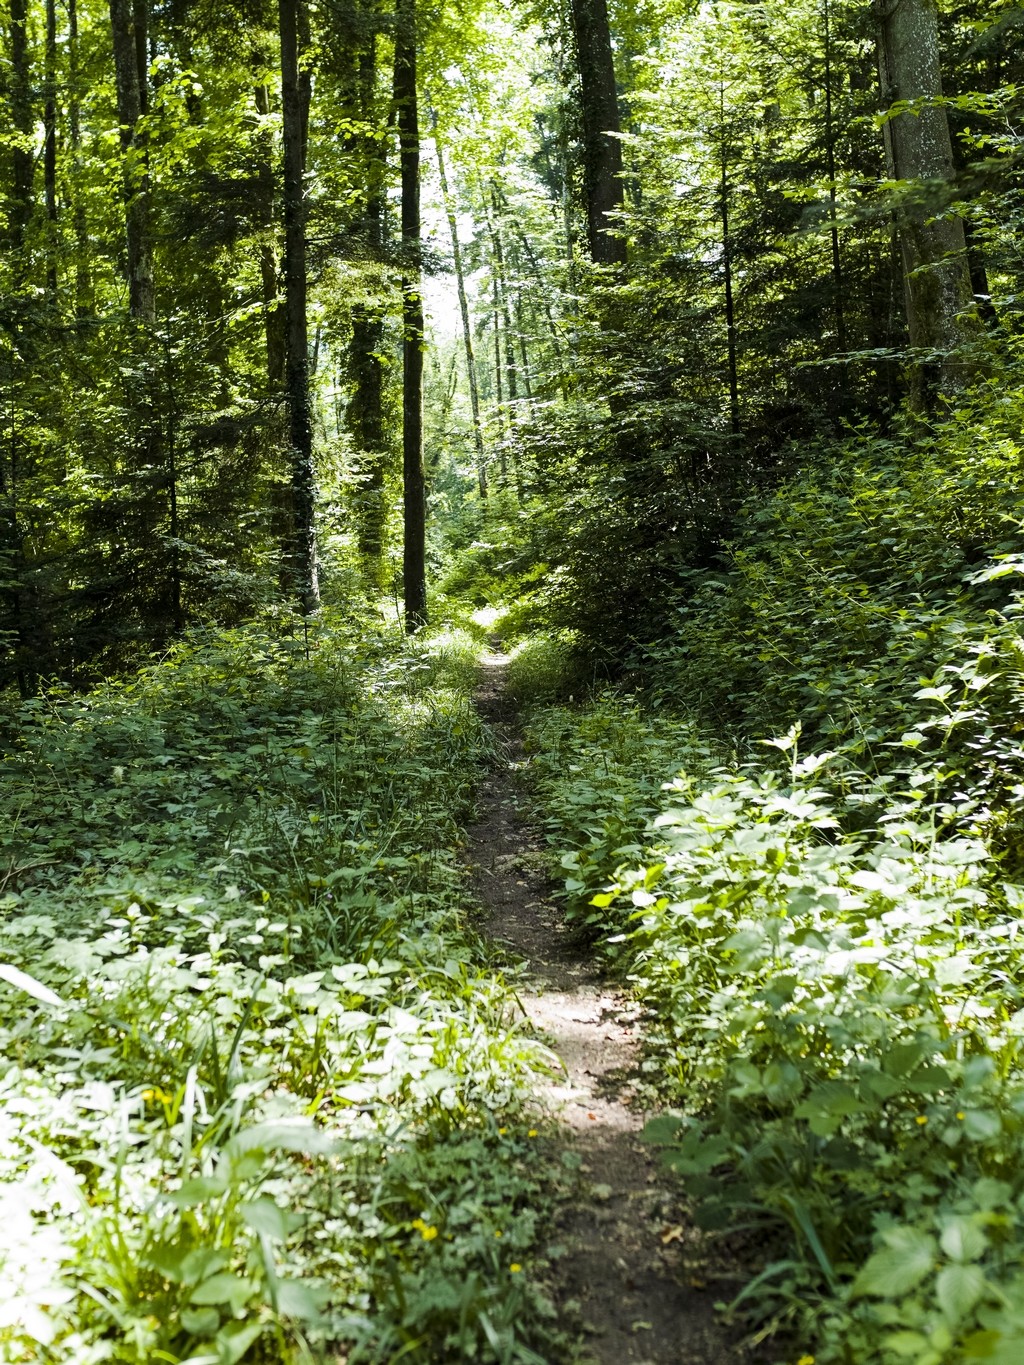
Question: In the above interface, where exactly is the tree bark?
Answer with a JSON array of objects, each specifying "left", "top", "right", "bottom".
[
  {"left": 489, "top": 189, "right": 519, "bottom": 420},
  {"left": 823, "top": 0, "right": 846, "bottom": 354},
  {"left": 568, "top": 0, "right": 626, "bottom": 266},
  {"left": 109, "top": 0, "right": 155, "bottom": 322},
  {"left": 874, "top": 0, "right": 977, "bottom": 395},
  {"left": 9, "top": 0, "right": 33, "bottom": 275},
  {"left": 44, "top": 0, "right": 59, "bottom": 306},
  {"left": 434, "top": 117, "right": 487, "bottom": 499},
  {"left": 69, "top": 0, "right": 93, "bottom": 315},
  {"left": 280, "top": 0, "right": 320, "bottom": 612},
  {"left": 719, "top": 86, "right": 740, "bottom": 437},
  {"left": 395, "top": 0, "right": 427, "bottom": 630},
  {"left": 349, "top": 39, "right": 391, "bottom": 583}
]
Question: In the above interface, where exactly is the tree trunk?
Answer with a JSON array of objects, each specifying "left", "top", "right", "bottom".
[
  {"left": 44, "top": 0, "right": 59, "bottom": 306},
  {"left": 719, "top": 87, "right": 740, "bottom": 437},
  {"left": 395, "top": 0, "right": 427, "bottom": 631},
  {"left": 279, "top": 0, "right": 320, "bottom": 612},
  {"left": 568, "top": 0, "right": 626, "bottom": 266},
  {"left": 9, "top": 0, "right": 33, "bottom": 277},
  {"left": 69, "top": 0, "right": 93, "bottom": 315},
  {"left": 823, "top": 0, "right": 846, "bottom": 353},
  {"left": 434, "top": 117, "right": 487, "bottom": 498},
  {"left": 349, "top": 40, "right": 392, "bottom": 584},
  {"left": 109, "top": 0, "right": 155, "bottom": 322},
  {"left": 489, "top": 189, "right": 519, "bottom": 420},
  {"left": 874, "top": 0, "right": 977, "bottom": 396},
  {"left": 254, "top": 81, "right": 286, "bottom": 388}
]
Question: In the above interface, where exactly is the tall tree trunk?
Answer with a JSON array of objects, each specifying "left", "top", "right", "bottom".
[
  {"left": 874, "top": 0, "right": 977, "bottom": 398},
  {"left": 568, "top": 0, "right": 626, "bottom": 266},
  {"left": 719, "top": 88, "right": 740, "bottom": 437},
  {"left": 491, "top": 265, "right": 505, "bottom": 448},
  {"left": 280, "top": 0, "right": 320, "bottom": 612},
  {"left": 9, "top": 0, "right": 33, "bottom": 280},
  {"left": 44, "top": 0, "right": 59, "bottom": 306},
  {"left": 395, "top": 0, "right": 427, "bottom": 631},
  {"left": 109, "top": 0, "right": 155, "bottom": 321},
  {"left": 254, "top": 81, "right": 286, "bottom": 388},
  {"left": 823, "top": 0, "right": 846, "bottom": 354},
  {"left": 349, "top": 40, "right": 391, "bottom": 583},
  {"left": 489, "top": 189, "right": 519, "bottom": 421},
  {"left": 434, "top": 117, "right": 487, "bottom": 498},
  {"left": 69, "top": 0, "right": 92, "bottom": 315},
  {"left": 515, "top": 289, "right": 533, "bottom": 402}
]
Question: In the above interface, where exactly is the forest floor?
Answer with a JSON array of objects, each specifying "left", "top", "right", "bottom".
[{"left": 465, "top": 643, "right": 749, "bottom": 1365}]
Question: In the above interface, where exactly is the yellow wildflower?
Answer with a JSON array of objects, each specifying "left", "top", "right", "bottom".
[
  {"left": 411, "top": 1218, "right": 438, "bottom": 1241},
  {"left": 509, "top": 1263, "right": 522, "bottom": 1273},
  {"left": 915, "top": 1115, "right": 928, "bottom": 1125}
]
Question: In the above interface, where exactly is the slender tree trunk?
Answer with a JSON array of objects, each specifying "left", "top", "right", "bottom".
[
  {"left": 434, "top": 117, "right": 487, "bottom": 498},
  {"left": 567, "top": 0, "right": 626, "bottom": 266},
  {"left": 279, "top": 0, "right": 320, "bottom": 612},
  {"left": 44, "top": 0, "right": 59, "bottom": 306},
  {"left": 874, "top": 0, "right": 978, "bottom": 398},
  {"left": 348, "top": 38, "right": 392, "bottom": 584},
  {"left": 254, "top": 81, "right": 286, "bottom": 388},
  {"left": 69, "top": 0, "right": 93, "bottom": 315},
  {"left": 823, "top": 0, "right": 846, "bottom": 353},
  {"left": 395, "top": 0, "right": 427, "bottom": 631},
  {"left": 515, "top": 289, "right": 534, "bottom": 402},
  {"left": 491, "top": 266, "right": 505, "bottom": 446},
  {"left": 9, "top": 0, "right": 33, "bottom": 279},
  {"left": 719, "top": 90, "right": 740, "bottom": 437},
  {"left": 109, "top": 0, "right": 155, "bottom": 321},
  {"left": 489, "top": 189, "right": 519, "bottom": 418},
  {"left": 486, "top": 191, "right": 516, "bottom": 442}
]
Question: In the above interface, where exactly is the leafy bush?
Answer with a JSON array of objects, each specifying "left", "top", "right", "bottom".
[
  {"left": 0, "top": 614, "right": 560, "bottom": 1364},
  {"left": 525, "top": 691, "right": 1024, "bottom": 1361}
]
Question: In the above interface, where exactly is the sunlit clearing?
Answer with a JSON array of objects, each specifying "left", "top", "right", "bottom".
[{"left": 471, "top": 605, "right": 507, "bottom": 629}]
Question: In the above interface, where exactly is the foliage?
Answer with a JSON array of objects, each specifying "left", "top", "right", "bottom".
[{"left": 0, "top": 615, "right": 561, "bottom": 1364}]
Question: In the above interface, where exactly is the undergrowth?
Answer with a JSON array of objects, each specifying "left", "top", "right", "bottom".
[
  {"left": 0, "top": 613, "right": 559, "bottom": 1365},
  {"left": 519, "top": 385, "right": 1024, "bottom": 1365}
]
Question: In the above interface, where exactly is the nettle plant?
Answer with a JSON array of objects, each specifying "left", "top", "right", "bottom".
[
  {"left": 601, "top": 738, "right": 1024, "bottom": 1362},
  {"left": 0, "top": 618, "right": 560, "bottom": 1365}
]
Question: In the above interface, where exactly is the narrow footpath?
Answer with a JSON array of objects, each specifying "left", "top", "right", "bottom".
[{"left": 466, "top": 645, "right": 748, "bottom": 1365}]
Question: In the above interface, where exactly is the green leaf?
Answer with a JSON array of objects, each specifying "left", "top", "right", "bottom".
[
  {"left": 641, "top": 1114, "right": 685, "bottom": 1145},
  {"left": 215, "top": 1320, "right": 264, "bottom": 1365},
  {"left": 225, "top": 1119, "right": 336, "bottom": 1159},
  {"left": 940, "top": 1217, "right": 988, "bottom": 1263},
  {"left": 936, "top": 1264, "right": 986, "bottom": 1320},
  {"left": 180, "top": 1307, "right": 220, "bottom": 1335},
  {"left": 884, "top": 1332, "right": 931, "bottom": 1358},
  {"left": 274, "top": 1279, "right": 327, "bottom": 1321},
  {"left": 168, "top": 1176, "right": 228, "bottom": 1208},
  {"left": 190, "top": 1273, "right": 256, "bottom": 1313},
  {"left": 240, "top": 1198, "right": 291, "bottom": 1242},
  {"left": 962, "top": 1110, "right": 1002, "bottom": 1143},
  {"left": 852, "top": 1226, "right": 937, "bottom": 1298}
]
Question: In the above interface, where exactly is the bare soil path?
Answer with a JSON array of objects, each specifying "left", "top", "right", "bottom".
[{"left": 465, "top": 645, "right": 750, "bottom": 1365}]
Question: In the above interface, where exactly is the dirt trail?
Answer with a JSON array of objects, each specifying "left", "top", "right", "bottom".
[{"left": 466, "top": 646, "right": 745, "bottom": 1365}]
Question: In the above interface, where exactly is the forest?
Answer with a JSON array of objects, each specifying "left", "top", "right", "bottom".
[{"left": 3, "top": 0, "right": 1024, "bottom": 1359}]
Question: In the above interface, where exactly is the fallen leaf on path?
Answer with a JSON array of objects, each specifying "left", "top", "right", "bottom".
[{"left": 660, "top": 1225, "right": 684, "bottom": 1245}]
